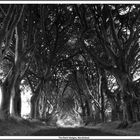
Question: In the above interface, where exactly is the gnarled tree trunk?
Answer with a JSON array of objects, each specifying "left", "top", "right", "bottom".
[
  {"left": 30, "top": 94, "right": 38, "bottom": 119},
  {"left": 30, "top": 86, "right": 42, "bottom": 119},
  {"left": 0, "top": 78, "right": 11, "bottom": 119},
  {"left": 13, "top": 79, "right": 21, "bottom": 117},
  {"left": 115, "top": 72, "right": 135, "bottom": 125},
  {"left": 9, "top": 68, "right": 21, "bottom": 118}
]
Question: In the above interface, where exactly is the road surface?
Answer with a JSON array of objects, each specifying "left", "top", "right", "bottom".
[{"left": 31, "top": 127, "right": 117, "bottom": 136}]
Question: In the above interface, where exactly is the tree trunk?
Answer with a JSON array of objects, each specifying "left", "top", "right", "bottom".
[
  {"left": 0, "top": 78, "right": 11, "bottom": 119},
  {"left": 0, "top": 67, "right": 15, "bottom": 120},
  {"left": 34, "top": 97, "right": 40, "bottom": 119},
  {"left": 30, "top": 95, "right": 37, "bottom": 118},
  {"left": 85, "top": 100, "right": 90, "bottom": 116},
  {"left": 116, "top": 73, "right": 135, "bottom": 125},
  {"left": 30, "top": 93, "right": 40, "bottom": 119},
  {"left": 100, "top": 69, "right": 105, "bottom": 122},
  {"left": 42, "top": 106, "right": 46, "bottom": 119},
  {"left": 100, "top": 90, "right": 105, "bottom": 122},
  {"left": 41, "top": 97, "right": 48, "bottom": 119},
  {"left": 123, "top": 95, "right": 134, "bottom": 123},
  {"left": 9, "top": 71, "right": 21, "bottom": 118},
  {"left": 13, "top": 81, "right": 21, "bottom": 117}
]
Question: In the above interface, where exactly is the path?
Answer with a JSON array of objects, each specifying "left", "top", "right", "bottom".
[{"left": 31, "top": 127, "right": 117, "bottom": 136}]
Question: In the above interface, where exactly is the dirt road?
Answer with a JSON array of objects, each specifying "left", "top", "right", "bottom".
[{"left": 31, "top": 127, "right": 117, "bottom": 136}]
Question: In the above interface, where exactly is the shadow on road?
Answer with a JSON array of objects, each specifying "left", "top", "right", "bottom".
[{"left": 31, "top": 127, "right": 117, "bottom": 136}]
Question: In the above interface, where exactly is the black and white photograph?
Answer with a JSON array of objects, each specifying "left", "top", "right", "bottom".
[{"left": 0, "top": 1, "right": 140, "bottom": 139}]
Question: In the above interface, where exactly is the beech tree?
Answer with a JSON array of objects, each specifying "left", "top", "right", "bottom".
[
  {"left": 24, "top": 4, "right": 78, "bottom": 119},
  {"left": 1, "top": 4, "right": 140, "bottom": 128},
  {"left": 76, "top": 4, "right": 140, "bottom": 125},
  {"left": 0, "top": 5, "right": 25, "bottom": 119}
]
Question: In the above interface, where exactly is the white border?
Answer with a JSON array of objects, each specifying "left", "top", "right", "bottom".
[
  {"left": 0, "top": 1, "right": 139, "bottom": 4},
  {"left": 0, "top": 1, "right": 140, "bottom": 139}
]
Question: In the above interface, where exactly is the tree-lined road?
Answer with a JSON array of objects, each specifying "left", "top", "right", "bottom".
[
  {"left": 0, "top": 4, "right": 140, "bottom": 135},
  {"left": 31, "top": 127, "right": 117, "bottom": 136}
]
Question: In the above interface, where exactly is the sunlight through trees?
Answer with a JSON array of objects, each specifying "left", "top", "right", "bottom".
[{"left": 0, "top": 4, "right": 140, "bottom": 129}]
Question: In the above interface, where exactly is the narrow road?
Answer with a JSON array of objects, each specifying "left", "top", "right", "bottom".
[{"left": 31, "top": 127, "right": 117, "bottom": 136}]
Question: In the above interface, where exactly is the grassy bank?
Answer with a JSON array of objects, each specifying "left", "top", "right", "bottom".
[
  {"left": 88, "top": 121, "right": 140, "bottom": 136},
  {"left": 0, "top": 118, "right": 47, "bottom": 136}
]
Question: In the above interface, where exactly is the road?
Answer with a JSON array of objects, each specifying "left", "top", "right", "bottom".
[{"left": 31, "top": 127, "right": 117, "bottom": 136}]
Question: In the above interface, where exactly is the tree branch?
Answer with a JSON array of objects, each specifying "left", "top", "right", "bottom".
[{"left": 108, "top": 7, "right": 122, "bottom": 51}]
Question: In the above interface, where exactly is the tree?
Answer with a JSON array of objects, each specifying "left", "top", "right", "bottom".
[
  {"left": 0, "top": 5, "right": 25, "bottom": 119},
  {"left": 76, "top": 4, "right": 140, "bottom": 125}
]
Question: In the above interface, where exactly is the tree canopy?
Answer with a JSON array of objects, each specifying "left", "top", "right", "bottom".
[{"left": 0, "top": 4, "right": 140, "bottom": 127}]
